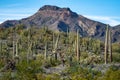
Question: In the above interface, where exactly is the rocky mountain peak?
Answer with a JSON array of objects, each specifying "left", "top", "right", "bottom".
[{"left": 39, "top": 5, "right": 71, "bottom": 12}]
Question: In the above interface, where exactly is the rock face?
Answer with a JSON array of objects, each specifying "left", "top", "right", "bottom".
[
  {"left": 111, "top": 25, "right": 120, "bottom": 42},
  {"left": 0, "top": 5, "right": 120, "bottom": 42}
]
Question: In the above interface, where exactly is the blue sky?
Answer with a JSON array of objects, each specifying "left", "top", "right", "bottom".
[{"left": 0, "top": 0, "right": 120, "bottom": 26}]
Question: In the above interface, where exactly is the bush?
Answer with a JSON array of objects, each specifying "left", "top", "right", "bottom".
[{"left": 102, "top": 66, "right": 120, "bottom": 80}]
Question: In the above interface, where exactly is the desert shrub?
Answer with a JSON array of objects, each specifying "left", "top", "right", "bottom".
[
  {"left": 66, "top": 63, "right": 102, "bottom": 80},
  {"left": 112, "top": 43, "right": 120, "bottom": 53},
  {"left": 102, "top": 65, "right": 120, "bottom": 80},
  {"left": 112, "top": 53, "right": 120, "bottom": 62},
  {"left": 44, "top": 58, "right": 61, "bottom": 68}
]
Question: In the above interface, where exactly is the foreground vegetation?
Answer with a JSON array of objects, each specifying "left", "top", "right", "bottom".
[{"left": 0, "top": 24, "right": 120, "bottom": 80}]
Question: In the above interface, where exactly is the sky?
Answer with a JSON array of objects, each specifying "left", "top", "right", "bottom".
[{"left": 0, "top": 0, "right": 120, "bottom": 26}]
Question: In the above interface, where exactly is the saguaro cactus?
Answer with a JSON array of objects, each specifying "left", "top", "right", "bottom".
[
  {"left": 44, "top": 42, "right": 47, "bottom": 60},
  {"left": 27, "top": 28, "right": 32, "bottom": 64},
  {"left": 13, "top": 40, "right": 15, "bottom": 59},
  {"left": 108, "top": 28, "right": 112, "bottom": 62},
  {"left": 104, "top": 24, "right": 109, "bottom": 64},
  {"left": 52, "top": 34, "right": 60, "bottom": 60},
  {"left": 52, "top": 32, "right": 55, "bottom": 49},
  {"left": 104, "top": 24, "right": 113, "bottom": 64},
  {"left": 76, "top": 29, "right": 80, "bottom": 61},
  {"left": 15, "top": 40, "right": 18, "bottom": 57},
  {"left": 0, "top": 41, "right": 2, "bottom": 56}
]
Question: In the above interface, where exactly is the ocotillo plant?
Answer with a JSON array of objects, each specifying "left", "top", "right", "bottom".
[{"left": 104, "top": 24, "right": 109, "bottom": 64}]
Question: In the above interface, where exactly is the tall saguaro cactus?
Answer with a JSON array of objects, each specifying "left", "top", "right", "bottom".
[
  {"left": 13, "top": 40, "right": 15, "bottom": 59},
  {"left": 0, "top": 41, "right": 2, "bottom": 56},
  {"left": 53, "top": 34, "right": 60, "bottom": 60},
  {"left": 44, "top": 42, "right": 47, "bottom": 60},
  {"left": 104, "top": 24, "right": 112, "bottom": 64},
  {"left": 15, "top": 40, "right": 18, "bottom": 57},
  {"left": 108, "top": 28, "right": 112, "bottom": 62},
  {"left": 27, "top": 28, "right": 32, "bottom": 64},
  {"left": 52, "top": 32, "right": 55, "bottom": 49},
  {"left": 104, "top": 25, "right": 109, "bottom": 64},
  {"left": 76, "top": 29, "right": 80, "bottom": 61}
]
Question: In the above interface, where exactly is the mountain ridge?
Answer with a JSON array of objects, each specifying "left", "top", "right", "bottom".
[{"left": 0, "top": 5, "right": 120, "bottom": 42}]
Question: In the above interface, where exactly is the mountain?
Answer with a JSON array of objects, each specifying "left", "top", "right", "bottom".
[
  {"left": 111, "top": 25, "right": 120, "bottom": 42},
  {"left": 0, "top": 5, "right": 120, "bottom": 42}
]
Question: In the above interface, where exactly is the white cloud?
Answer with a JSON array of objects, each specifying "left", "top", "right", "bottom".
[{"left": 83, "top": 15, "right": 120, "bottom": 26}]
